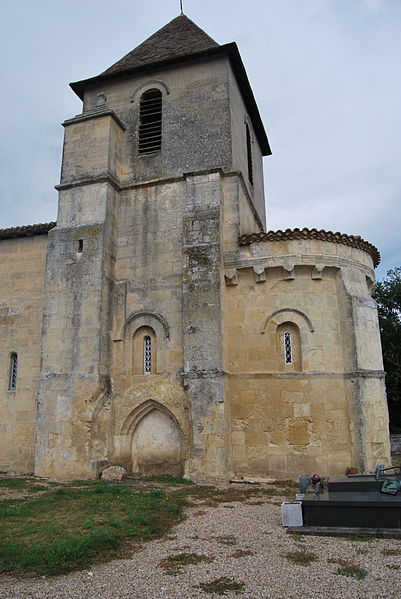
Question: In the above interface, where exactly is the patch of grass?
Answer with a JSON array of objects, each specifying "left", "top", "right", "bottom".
[
  {"left": 260, "top": 486, "right": 294, "bottom": 498},
  {"left": 231, "top": 549, "right": 254, "bottom": 558},
  {"left": 70, "top": 480, "right": 104, "bottom": 487},
  {"left": 159, "top": 552, "right": 213, "bottom": 575},
  {"left": 0, "top": 478, "right": 36, "bottom": 489},
  {"left": 285, "top": 551, "right": 318, "bottom": 566},
  {"left": 166, "top": 552, "right": 212, "bottom": 565},
  {"left": 348, "top": 535, "right": 374, "bottom": 543},
  {"left": 386, "top": 564, "right": 400, "bottom": 570},
  {"left": 382, "top": 548, "right": 401, "bottom": 556},
  {"left": 292, "top": 533, "right": 306, "bottom": 543},
  {"left": 272, "top": 479, "right": 298, "bottom": 490},
  {"left": 259, "top": 488, "right": 279, "bottom": 496},
  {"left": 278, "top": 487, "right": 297, "bottom": 498},
  {"left": 215, "top": 535, "right": 237, "bottom": 546},
  {"left": 199, "top": 500, "right": 219, "bottom": 508},
  {"left": 196, "top": 577, "right": 245, "bottom": 595},
  {"left": 336, "top": 565, "right": 368, "bottom": 580},
  {"left": 0, "top": 482, "right": 187, "bottom": 576},
  {"left": 138, "top": 475, "right": 194, "bottom": 486},
  {"left": 328, "top": 558, "right": 352, "bottom": 566},
  {"left": 29, "top": 485, "right": 48, "bottom": 493},
  {"left": 178, "top": 484, "right": 289, "bottom": 505},
  {"left": 176, "top": 486, "right": 245, "bottom": 502}
]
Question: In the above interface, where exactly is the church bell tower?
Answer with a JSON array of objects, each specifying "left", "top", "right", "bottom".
[{"left": 34, "top": 15, "right": 271, "bottom": 479}]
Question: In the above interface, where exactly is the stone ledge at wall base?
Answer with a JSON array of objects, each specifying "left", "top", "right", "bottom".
[{"left": 100, "top": 465, "right": 127, "bottom": 481}]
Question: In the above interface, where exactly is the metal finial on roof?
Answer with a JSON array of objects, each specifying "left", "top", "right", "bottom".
[{"left": 180, "top": 0, "right": 184, "bottom": 14}]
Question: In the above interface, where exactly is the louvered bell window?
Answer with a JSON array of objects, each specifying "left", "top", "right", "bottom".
[{"left": 138, "top": 89, "right": 162, "bottom": 154}]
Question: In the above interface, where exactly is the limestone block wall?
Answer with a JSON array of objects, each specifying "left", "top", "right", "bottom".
[
  {"left": 222, "top": 172, "right": 263, "bottom": 259},
  {"left": 81, "top": 57, "right": 232, "bottom": 185},
  {"left": 228, "top": 65, "right": 265, "bottom": 228},
  {"left": 110, "top": 378, "right": 189, "bottom": 475},
  {"left": 35, "top": 188, "right": 117, "bottom": 479},
  {"left": 223, "top": 236, "right": 390, "bottom": 478},
  {"left": 107, "top": 171, "right": 228, "bottom": 480},
  {"left": 35, "top": 107, "right": 122, "bottom": 479},
  {"left": 34, "top": 45, "right": 259, "bottom": 479},
  {"left": 107, "top": 178, "right": 188, "bottom": 474},
  {"left": 0, "top": 234, "right": 48, "bottom": 472},
  {"left": 60, "top": 110, "right": 125, "bottom": 186},
  {"left": 182, "top": 172, "right": 226, "bottom": 479}
]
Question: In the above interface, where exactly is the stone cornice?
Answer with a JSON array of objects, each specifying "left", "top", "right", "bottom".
[
  {"left": 62, "top": 107, "right": 126, "bottom": 131},
  {"left": 223, "top": 254, "right": 375, "bottom": 279},
  {"left": 224, "top": 370, "right": 385, "bottom": 379},
  {"left": 54, "top": 166, "right": 257, "bottom": 197},
  {"left": 55, "top": 173, "right": 121, "bottom": 192},
  {"left": 238, "top": 227, "right": 380, "bottom": 267}
]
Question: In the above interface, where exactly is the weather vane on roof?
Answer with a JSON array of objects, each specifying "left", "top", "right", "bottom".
[{"left": 180, "top": 0, "right": 184, "bottom": 14}]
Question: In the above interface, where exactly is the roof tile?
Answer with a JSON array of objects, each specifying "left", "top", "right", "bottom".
[
  {"left": 238, "top": 227, "right": 380, "bottom": 267},
  {"left": 102, "top": 14, "right": 219, "bottom": 76},
  {"left": 0, "top": 222, "right": 56, "bottom": 241}
]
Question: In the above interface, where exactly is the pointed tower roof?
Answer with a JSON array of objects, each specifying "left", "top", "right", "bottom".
[
  {"left": 70, "top": 15, "right": 271, "bottom": 155},
  {"left": 102, "top": 15, "right": 219, "bottom": 76}
]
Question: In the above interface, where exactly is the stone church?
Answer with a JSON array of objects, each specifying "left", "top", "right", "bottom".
[{"left": 0, "top": 15, "right": 391, "bottom": 480}]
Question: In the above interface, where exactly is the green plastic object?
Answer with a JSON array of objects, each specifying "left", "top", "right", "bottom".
[{"left": 380, "top": 480, "right": 401, "bottom": 495}]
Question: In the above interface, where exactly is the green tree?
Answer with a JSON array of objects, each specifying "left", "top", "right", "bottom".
[{"left": 374, "top": 267, "right": 401, "bottom": 432}]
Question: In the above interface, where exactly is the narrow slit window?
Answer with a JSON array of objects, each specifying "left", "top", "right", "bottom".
[
  {"left": 246, "top": 123, "right": 253, "bottom": 185},
  {"left": 9, "top": 353, "right": 18, "bottom": 391},
  {"left": 138, "top": 89, "right": 162, "bottom": 154},
  {"left": 144, "top": 336, "right": 152, "bottom": 374},
  {"left": 78, "top": 239, "right": 83, "bottom": 253},
  {"left": 284, "top": 331, "right": 292, "bottom": 364}
]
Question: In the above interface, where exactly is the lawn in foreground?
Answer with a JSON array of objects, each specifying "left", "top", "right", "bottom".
[{"left": 0, "top": 481, "right": 187, "bottom": 576}]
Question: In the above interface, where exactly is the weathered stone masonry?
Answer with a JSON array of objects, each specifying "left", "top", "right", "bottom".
[{"left": 0, "top": 15, "right": 391, "bottom": 479}]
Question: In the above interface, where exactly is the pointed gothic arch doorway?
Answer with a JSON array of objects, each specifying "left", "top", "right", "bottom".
[{"left": 126, "top": 401, "right": 183, "bottom": 476}]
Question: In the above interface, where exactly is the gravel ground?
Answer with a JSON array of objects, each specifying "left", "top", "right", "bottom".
[{"left": 1, "top": 494, "right": 401, "bottom": 599}]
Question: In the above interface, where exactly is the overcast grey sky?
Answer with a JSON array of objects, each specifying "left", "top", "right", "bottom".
[{"left": 0, "top": 0, "right": 400, "bottom": 278}]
